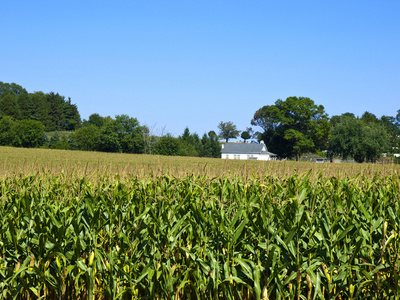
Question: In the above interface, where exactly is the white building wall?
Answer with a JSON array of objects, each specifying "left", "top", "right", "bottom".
[{"left": 221, "top": 153, "right": 272, "bottom": 160}]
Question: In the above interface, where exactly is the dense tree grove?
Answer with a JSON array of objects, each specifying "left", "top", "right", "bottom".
[
  {"left": 251, "top": 97, "right": 330, "bottom": 160},
  {"left": 251, "top": 97, "right": 399, "bottom": 162},
  {"left": 328, "top": 115, "right": 390, "bottom": 163},
  {"left": 0, "top": 82, "right": 81, "bottom": 132},
  {"left": 0, "top": 82, "right": 221, "bottom": 157},
  {"left": 1, "top": 82, "right": 399, "bottom": 162},
  {"left": 0, "top": 116, "right": 45, "bottom": 148},
  {"left": 176, "top": 127, "right": 220, "bottom": 157}
]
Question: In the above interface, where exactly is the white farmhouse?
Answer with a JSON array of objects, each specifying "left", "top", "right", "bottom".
[{"left": 221, "top": 141, "right": 277, "bottom": 161}]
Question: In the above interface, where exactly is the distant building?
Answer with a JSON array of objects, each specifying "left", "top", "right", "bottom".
[
  {"left": 221, "top": 141, "right": 277, "bottom": 161},
  {"left": 311, "top": 158, "right": 329, "bottom": 163}
]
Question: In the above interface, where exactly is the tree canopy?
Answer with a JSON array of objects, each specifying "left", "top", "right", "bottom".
[
  {"left": 251, "top": 97, "right": 330, "bottom": 160},
  {"left": 328, "top": 115, "right": 389, "bottom": 163},
  {"left": 0, "top": 117, "right": 45, "bottom": 148},
  {"left": 1, "top": 81, "right": 399, "bottom": 161},
  {"left": 218, "top": 121, "right": 240, "bottom": 142},
  {"left": 0, "top": 82, "right": 81, "bottom": 131},
  {"left": 177, "top": 127, "right": 220, "bottom": 157},
  {"left": 240, "top": 131, "right": 251, "bottom": 142}
]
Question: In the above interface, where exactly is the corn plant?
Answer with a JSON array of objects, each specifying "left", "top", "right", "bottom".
[{"left": 0, "top": 171, "right": 399, "bottom": 299}]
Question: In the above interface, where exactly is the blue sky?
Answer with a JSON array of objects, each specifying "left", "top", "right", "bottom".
[{"left": 2, "top": 1, "right": 399, "bottom": 138}]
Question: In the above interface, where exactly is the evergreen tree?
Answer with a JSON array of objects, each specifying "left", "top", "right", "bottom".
[
  {"left": 209, "top": 131, "right": 221, "bottom": 158},
  {"left": 0, "top": 93, "right": 20, "bottom": 119},
  {"left": 63, "top": 98, "right": 81, "bottom": 130},
  {"left": 178, "top": 127, "right": 200, "bottom": 156},
  {"left": 46, "top": 92, "right": 66, "bottom": 131},
  {"left": 201, "top": 133, "right": 213, "bottom": 157},
  {"left": 17, "top": 92, "right": 31, "bottom": 120},
  {"left": 0, "top": 81, "right": 27, "bottom": 96},
  {"left": 30, "top": 92, "right": 48, "bottom": 124},
  {"left": 0, "top": 116, "right": 17, "bottom": 146}
]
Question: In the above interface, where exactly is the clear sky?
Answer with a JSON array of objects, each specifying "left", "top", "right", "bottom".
[{"left": 2, "top": 0, "right": 399, "bottom": 138}]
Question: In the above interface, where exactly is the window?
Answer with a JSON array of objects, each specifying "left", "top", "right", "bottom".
[
  {"left": 225, "top": 155, "right": 229, "bottom": 159},
  {"left": 234, "top": 154, "right": 240, "bottom": 160}
]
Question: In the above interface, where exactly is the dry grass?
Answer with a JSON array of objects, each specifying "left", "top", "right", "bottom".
[{"left": 1, "top": 146, "right": 399, "bottom": 180}]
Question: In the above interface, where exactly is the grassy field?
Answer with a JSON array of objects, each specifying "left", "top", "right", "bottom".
[{"left": 1, "top": 146, "right": 400, "bottom": 299}]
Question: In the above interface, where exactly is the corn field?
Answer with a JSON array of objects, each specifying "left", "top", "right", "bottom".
[
  {"left": 1, "top": 170, "right": 399, "bottom": 299},
  {"left": 1, "top": 146, "right": 400, "bottom": 180}
]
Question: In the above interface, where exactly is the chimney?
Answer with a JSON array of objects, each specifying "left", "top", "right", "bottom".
[{"left": 260, "top": 140, "right": 265, "bottom": 144}]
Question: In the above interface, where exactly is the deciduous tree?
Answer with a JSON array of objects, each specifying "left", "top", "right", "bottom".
[
  {"left": 328, "top": 116, "right": 389, "bottom": 163},
  {"left": 251, "top": 97, "right": 330, "bottom": 159},
  {"left": 218, "top": 121, "right": 240, "bottom": 142},
  {"left": 240, "top": 131, "right": 251, "bottom": 142},
  {"left": 13, "top": 120, "right": 45, "bottom": 148},
  {"left": 72, "top": 125, "right": 101, "bottom": 151}
]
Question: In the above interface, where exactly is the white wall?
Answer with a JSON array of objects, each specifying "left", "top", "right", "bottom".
[{"left": 221, "top": 153, "right": 272, "bottom": 161}]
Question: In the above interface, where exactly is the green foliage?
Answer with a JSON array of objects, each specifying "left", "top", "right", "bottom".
[
  {"left": 72, "top": 125, "right": 101, "bottom": 151},
  {"left": 284, "top": 129, "right": 314, "bottom": 161},
  {"left": 241, "top": 131, "right": 251, "bottom": 141},
  {"left": 0, "top": 93, "right": 20, "bottom": 119},
  {"left": 380, "top": 115, "right": 400, "bottom": 152},
  {"left": 209, "top": 131, "right": 222, "bottom": 157},
  {"left": 12, "top": 120, "right": 46, "bottom": 148},
  {"left": 218, "top": 121, "right": 241, "bottom": 142},
  {"left": 0, "top": 82, "right": 81, "bottom": 132},
  {"left": 1, "top": 172, "right": 399, "bottom": 299},
  {"left": 16, "top": 92, "right": 32, "bottom": 120},
  {"left": 29, "top": 92, "right": 47, "bottom": 122},
  {"left": 115, "top": 115, "right": 144, "bottom": 154},
  {"left": 47, "top": 133, "right": 72, "bottom": 150},
  {"left": 69, "top": 114, "right": 146, "bottom": 153},
  {"left": 0, "top": 81, "right": 27, "bottom": 96},
  {"left": 0, "top": 117, "right": 45, "bottom": 148},
  {"left": 177, "top": 127, "right": 221, "bottom": 158},
  {"left": 153, "top": 135, "right": 180, "bottom": 156},
  {"left": 83, "top": 113, "right": 106, "bottom": 128},
  {"left": 252, "top": 97, "right": 330, "bottom": 159},
  {"left": 0, "top": 116, "right": 17, "bottom": 146},
  {"left": 64, "top": 98, "right": 81, "bottom": 131},
  {"left": 361, "top": 111, "right": 379, "bottom": 124},
  {"left": 120, "top": 134, "right": 143, "bottom": 154},
  {"left": 97, "top": 119, "right": 122, "bottom": 153},
  {"left": 328, "top": 116, "right": 390, "bottom": 163},
  {"left": 44, "top": 92, "right": 66, "bottom": 131}
]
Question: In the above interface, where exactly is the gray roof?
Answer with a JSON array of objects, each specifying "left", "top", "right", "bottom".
[{"left": 221, "top": 143, "right": 276, "bottom": 155}]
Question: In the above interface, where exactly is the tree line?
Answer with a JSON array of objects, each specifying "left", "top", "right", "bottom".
[
  {"left": 1, "top": 82, "right": 399, "bottom": 162},
  {"left": 0, "top": 82, "right": 81, "bottom": 132},
  {"left": 0, "top": 81, "right": 221, "bottom": 158},
  {"left": 218, "top": 96, "right": 400, "bottom": 163},
  {"left": 248, "top": 97, "right": 400, "bottom": 162}
]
